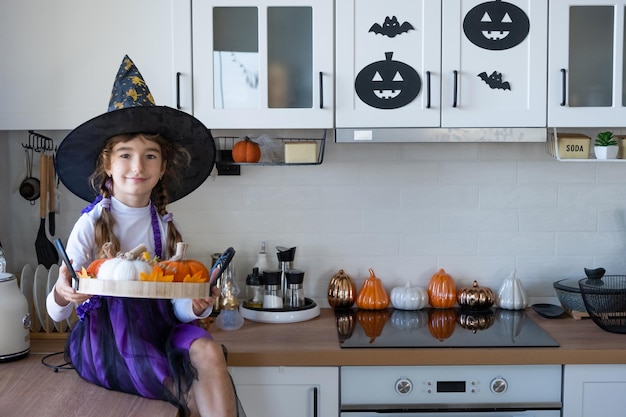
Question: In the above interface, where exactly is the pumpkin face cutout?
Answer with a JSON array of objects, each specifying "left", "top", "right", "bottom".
[
  {"left": 355, "top": 52, "right": 421, "bottom": 109},
  {"left": 463, "top": 0, "right": 530, "bottom": 51}
]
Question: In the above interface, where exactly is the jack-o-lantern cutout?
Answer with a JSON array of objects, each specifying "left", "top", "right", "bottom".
[
  {"left": 463, "top": 0, "right": 530, "bottom": 51},
  {"left": 355, "top": 52, "right": 421, "bottom": 109}
]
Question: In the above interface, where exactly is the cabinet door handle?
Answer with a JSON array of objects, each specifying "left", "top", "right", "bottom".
[
  {"left": 426, "top": 71, "right": 431, "bottom": 109},
  {"left": 312, "top": 386, "right": 318, "bottom": 417},
  {"left": 560, "top": 68, "right": 566, "bottom": 106},
  {"left": 319, "top": 72, "right": 324, "bottom": 109},
  {"left": 176, "top": 72, "right": 182, "bottom": 110},
  {"left": 453, "top": 70, "right": 459, "bottom": 108}
]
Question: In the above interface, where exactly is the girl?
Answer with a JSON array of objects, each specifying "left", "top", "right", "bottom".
[{"left": 47, "top": 56, "right": 242, "bottom": 417}]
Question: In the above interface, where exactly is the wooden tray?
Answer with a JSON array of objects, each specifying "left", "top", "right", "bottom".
[{"left": 78, "top": 278, "right": 211, "bottom": 299}]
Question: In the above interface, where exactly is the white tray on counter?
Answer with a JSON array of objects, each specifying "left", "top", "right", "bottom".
[{"left": 240, "top": 298, "right": 320, "bottom": 323}]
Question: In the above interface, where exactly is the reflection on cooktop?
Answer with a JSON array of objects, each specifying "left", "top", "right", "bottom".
[{"left": 337, "top": 308, "right": 559, "bottom": 348}]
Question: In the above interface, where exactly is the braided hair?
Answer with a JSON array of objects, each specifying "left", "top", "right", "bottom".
[{"left": 88, "top": 133, "right": 191, "bottom": 259}]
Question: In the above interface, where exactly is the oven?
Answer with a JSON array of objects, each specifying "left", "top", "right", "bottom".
[
  {"left": 340, "top": 365, "right": 562, "bottom": 417},
  {"left": 336, "top": 309, "right": 561, "bottom": 416}
]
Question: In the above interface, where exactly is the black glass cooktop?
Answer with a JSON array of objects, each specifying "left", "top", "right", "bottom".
[{"left": 337, "top": 308, "right": 559, "bottom": 348}]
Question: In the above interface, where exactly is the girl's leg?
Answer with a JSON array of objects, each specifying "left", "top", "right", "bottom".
[{"left": 188, "top": 338, "right": 237, "bottom": 417}]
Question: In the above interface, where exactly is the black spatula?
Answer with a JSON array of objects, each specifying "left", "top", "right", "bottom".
[{"left": 35, "top": 153, "right": 58, "bottom": 267}]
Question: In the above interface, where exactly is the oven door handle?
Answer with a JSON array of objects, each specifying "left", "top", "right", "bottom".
[{"left": 313, "top": 386, "right": 318, "bottom": 417}]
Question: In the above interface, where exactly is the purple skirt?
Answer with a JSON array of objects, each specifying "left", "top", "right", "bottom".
[{"left": 65, "top": 296, "right": 211, "bottom": 415}]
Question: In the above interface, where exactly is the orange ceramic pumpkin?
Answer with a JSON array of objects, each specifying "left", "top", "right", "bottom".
[
  {"left": 232, "top": 137, "right": 261, "bottom": 163},
  {"left": 157, "top": 242, "right": 209, "bottom": 283},
  {"left": 428, "top": 309, "right": 457, "bottom": 341},
  {"left": 355, "top": 268, "right": 390, "bottom": 310},
  {"left": 428, "top": 268, "right": 456, "bottom": 309}
]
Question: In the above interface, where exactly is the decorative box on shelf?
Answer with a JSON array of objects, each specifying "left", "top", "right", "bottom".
[{"left": 548, "top": 132, "right": 590, "bottom": 159}]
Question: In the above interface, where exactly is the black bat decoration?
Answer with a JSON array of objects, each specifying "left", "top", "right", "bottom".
[
  {"left": 478, "top": 71, "right": 511, "bottom": 90},
  {"left": 369, "top": 16, "right": 414, "bottom": 38}
]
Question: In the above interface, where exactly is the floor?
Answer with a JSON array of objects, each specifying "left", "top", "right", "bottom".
[{"left": 0, "top": 345, "right": 178, "bottom": 417}]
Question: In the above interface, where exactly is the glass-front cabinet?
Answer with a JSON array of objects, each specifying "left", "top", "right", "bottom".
[
  {"left": 548, "top": 0, "right": 626, "bottom": 127},
  {"left": 191, "top": 0, "right": 334, "bottom": 129},
  {"left": 335, "top": 0, "right": 547, "bottom": 130}
]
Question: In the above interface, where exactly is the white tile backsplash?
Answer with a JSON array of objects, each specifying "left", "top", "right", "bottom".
[{"left": 3, "top": 130, "right": 626, "bottom": 306}]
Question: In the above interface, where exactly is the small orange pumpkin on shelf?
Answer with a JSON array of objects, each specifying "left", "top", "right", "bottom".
[
  {"left": 156, "top": 242, "right": 209, "bottom": 283},
  {"left": 232, "top": 136, "right": 261, "bottom": 163},
  {"left": 428, "top": 268, "right": 457, "bottom": 309},
  {"left": 355, "top": 268, "right": 390, "bottom": 310}
]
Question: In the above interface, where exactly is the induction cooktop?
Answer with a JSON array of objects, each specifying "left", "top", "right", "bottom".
[{"left": 337, "top": 308, "right": 559, "bottom": 348}]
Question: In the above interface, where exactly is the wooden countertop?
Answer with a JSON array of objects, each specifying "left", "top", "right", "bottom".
[{"left": 31, "top": 308, "right": 626, "bottom": 367}]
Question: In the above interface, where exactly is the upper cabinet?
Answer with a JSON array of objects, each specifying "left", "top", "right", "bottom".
[
  {"left": 190, "top": 0, "right": 334, "bottom": 130},
  {"left": 548, "top": 0, "right": 626, "bottom": 128},
  {"left": 0, "top": 0, "right": 190, "bottom": 130},
  {"left": 335, "top": 0, "right": 548, "bottom": 129}
]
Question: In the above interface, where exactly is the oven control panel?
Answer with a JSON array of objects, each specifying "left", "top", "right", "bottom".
[{"left": 341, "top": 365, "right": 561, "bottom": 406}]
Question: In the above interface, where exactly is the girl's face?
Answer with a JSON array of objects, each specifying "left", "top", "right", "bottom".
[{"left": 105, "top": 136, "right": 166, "bottom": 207}]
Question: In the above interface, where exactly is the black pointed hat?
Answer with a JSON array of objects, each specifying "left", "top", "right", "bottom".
[{"left": 56, "top": 55, "right": 215, "bottom": 202}]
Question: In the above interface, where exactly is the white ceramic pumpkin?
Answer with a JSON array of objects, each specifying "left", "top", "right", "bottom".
[
  {"left": 496, "top": 270, "right": 528, "bottom": 310},
  {"left": 390, "top": 282, "right": 429, "bottom": 310},
  {"left": 97, "top": 244, "right": 153, "bottom": 281}
]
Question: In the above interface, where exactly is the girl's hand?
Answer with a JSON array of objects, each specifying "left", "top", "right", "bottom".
[
  {"left": 54, "top": 263, "right": 91, "bottom": 306},
  {"left": 192, "top": 285, "right": 220, "bottom": 316}
]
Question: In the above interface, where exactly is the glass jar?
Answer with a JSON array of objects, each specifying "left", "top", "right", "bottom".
[
  {"left": 284, "top": 269, "right": 305, "bottom": 308},
  {"left": 245, "top": 267, "right": 264, "bottom": 309},
  {"left": 262, "top": 270, "right": 283, "bottom": 309}
]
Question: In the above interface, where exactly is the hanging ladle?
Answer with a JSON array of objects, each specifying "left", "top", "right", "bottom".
[{"left": 19, "top": 146, "right": 40, "bottom": 205}]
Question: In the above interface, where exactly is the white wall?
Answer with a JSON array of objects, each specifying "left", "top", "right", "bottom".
[{"left": 4, "top": 129, "right": 626, "bottom": 306}]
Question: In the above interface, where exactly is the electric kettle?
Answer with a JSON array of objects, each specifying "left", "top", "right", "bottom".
[{"left": 0, "top": 272, "right": 30, "bottom": 362}]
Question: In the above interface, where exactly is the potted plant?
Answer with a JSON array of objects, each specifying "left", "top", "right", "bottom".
[{"left": 594, "top": 131, "right": 619, "bottom": 159}]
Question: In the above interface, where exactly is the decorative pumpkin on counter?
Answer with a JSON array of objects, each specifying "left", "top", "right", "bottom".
[
  {"left": 496, "top": 270, "right": 528, "bottom": 310},
  {"left": 355, "top": 268, "right": 390, "bottom": 310},
  {"left": 390, "top": 282, "right": 429, "bottom": 311},
  {"left": 156, "top": 242, "right": 209, "bottom": 283},
  {"left": 356, "top": 308, "right": 391, "bottom": 344},
  {"left": 428, "top": 268, "right": 457, "bottom": 309},
  {"left": 427, "top": 308, "right": 457, "bottom": 341},
  {"left": 390, "top": 309, "right": 427, "bottom": 332},
  {"left": 232, "top": 136, "right": 261, "bottom": 163},
  {"left": 457, "top": 309, "right": 495, "bottom": 333},
  {"left": 457, "top": 280, "right": 495, "bottom": 311},
  {"left": 96, "top": 244, "right": 153, "bottom": 281},
  {"left": 335, "top": 309, "right": 357, "bottom": 343},
  {"left": 327, "top": 269, "right": 357, "bottom": 309}
]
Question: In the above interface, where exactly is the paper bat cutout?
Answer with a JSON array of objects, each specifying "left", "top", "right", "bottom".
[
  {"left": 369, "top": 16, "right": 414, "bottom": 38},
  {"left": 478, "top": 71, "right": 511, "bottom": 90}
]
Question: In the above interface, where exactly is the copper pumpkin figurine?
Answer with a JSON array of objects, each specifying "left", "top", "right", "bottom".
[
  {"left": 457, "top": 310, "right": 496, "bottom": 333},
  {"left": 457, "top": 280, "right": 495, "bottom": 311},
  {"left": 327, "top": 269, "right": 356, "bottom": 309}
]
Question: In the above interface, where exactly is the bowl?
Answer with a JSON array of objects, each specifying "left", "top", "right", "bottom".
[
  {"left": 553, "top": 279, "right": 587, "bottom": 313},
  {"left": 579, "top": 276, "right": 626, "bottom": 334}
]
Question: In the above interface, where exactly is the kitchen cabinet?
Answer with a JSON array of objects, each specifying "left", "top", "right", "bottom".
[
  {"left": 335, "top": 0, "right": 547, "bottom": 130},
  {"left": 548, "top": 1, "right": 626, "bottom": 128},
  {"left": 0, "top": 0, "right": 191, "bottom": 130},
  {"left": 562, "top": 364, "right": 626, "bottom": 417},
  {"left": 191, "top": 0, "right": 334, "bottom": 130},
  {"left": 229, "top": 366, "right": 338, "bottom": 417}
]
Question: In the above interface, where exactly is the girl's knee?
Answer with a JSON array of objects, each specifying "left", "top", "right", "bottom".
[{"left": 190, "top": 339, "right": 227, "bottom": 369}]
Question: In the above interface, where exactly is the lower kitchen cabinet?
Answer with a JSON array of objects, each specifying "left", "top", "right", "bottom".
[
  {"left": 562, "top": 364, "right": 626, "bottom": 417},
  {"left": 229, "top": 366, "right": 338, "bottom": 417}
]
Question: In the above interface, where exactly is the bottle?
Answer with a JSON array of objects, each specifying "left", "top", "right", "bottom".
[
  {"left": 262, "top": 270, "right": 283, "bottom": 309},
  {"left": 0, "top": 246, "right": 6, "bottom": 273},
  {"left": 245, "top": 267, "right": 264, "bottom": 309},
  {"left": 215, "top": 263, "right": 244, "bottom": 331},
  {"left": 284, "top": 269, "right": 305, "bottom": 308},
  {"left": 253, "top": 241, "right": 271, "bottom": 273}
]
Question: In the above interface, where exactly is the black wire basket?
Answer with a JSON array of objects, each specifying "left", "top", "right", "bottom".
[{"left": 578, "top": 276, "right": 626, "bottom": 334}]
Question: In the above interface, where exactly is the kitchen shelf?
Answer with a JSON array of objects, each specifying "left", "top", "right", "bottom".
[
  {"left": 215, "top": 129, "right": 326, "bottom": 167},
  {"left": 548, "top": 128, "right": 625, "bottom": 162}
]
